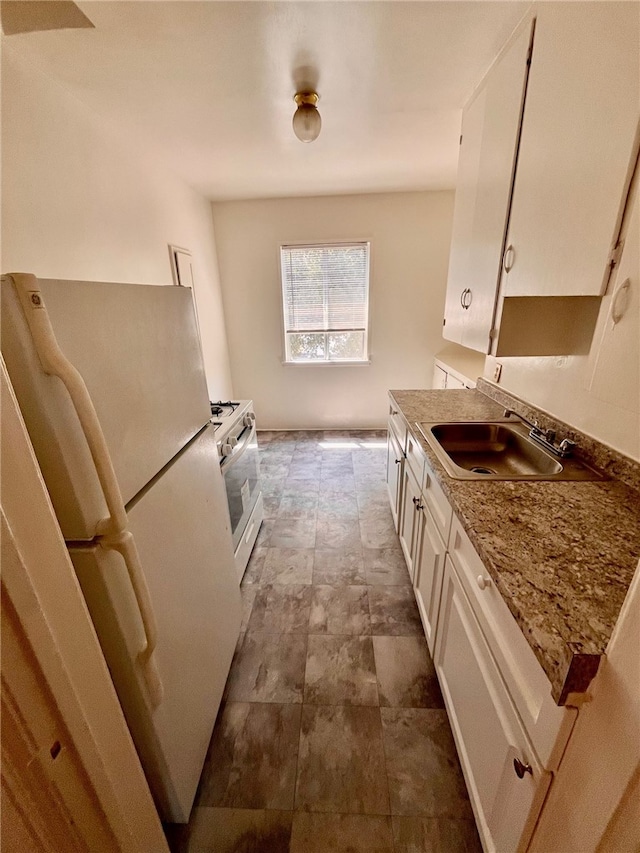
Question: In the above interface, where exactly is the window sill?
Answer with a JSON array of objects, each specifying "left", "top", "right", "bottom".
[{"left": 282, "top": 358, "right": 372, "bottom": 367}]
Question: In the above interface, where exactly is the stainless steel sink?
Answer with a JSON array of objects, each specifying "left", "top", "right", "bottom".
[{"left": 416, "top": 422, "right": 606, "bottom": 481}]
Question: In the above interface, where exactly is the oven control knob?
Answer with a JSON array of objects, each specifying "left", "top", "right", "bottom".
[
  {"left": 221, "top": 440, "right": 236, "bottom": 456},
  {"left": 228, "top": 436, "right": 238, "bottom": 447},
  {"left": 243, "top": 413, "right": 255, "bottom": 427}
]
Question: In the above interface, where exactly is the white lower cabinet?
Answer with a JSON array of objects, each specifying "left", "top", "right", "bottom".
[
  {"left": 447, "top": 516, "right": 576, "bottom": 771},
  {"left": 432, "top": 361, "right": 474, "bottom": 390},
  {"left": 386, "top": 424, "right": 404, "bottom": 532},
  {"left": 435, "top": 557, "right": 551, "bottom": 852},
  {"left": 432, "top": 363, "right": 448, "bottom": 389},
  {"left": 443, "top": 372, "right": 466, "bottom": 389},
  {"left": 387, "top": 416, "right": 577, "bottom": 852},
  {"left": 398, "top": 462, "right": 421, "bottom": 581},
  {"left": 413, "top": 501, "right": 446, "bottom": 656},
  {"left": 399, "top": 453, "right": 448, "bottom": 655}
]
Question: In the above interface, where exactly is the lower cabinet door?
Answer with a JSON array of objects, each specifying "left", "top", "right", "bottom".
[
  {"left": 399, "top": 464, "right": 421, "bottom": 581},
  {"left": 434, "top": 557, "right": 551, "bottom": 853},
  {"left": 386, "top": 428, "right": 403, "bottom": 532},
  {"left": 445, "top": 373, "right": 466, "bottom": 389},
  {"left": 413, "top": 504, "right": 446, "bottom": 655},
  {"left": 432, "top": 363, "right": 448, "bottom": 389}
]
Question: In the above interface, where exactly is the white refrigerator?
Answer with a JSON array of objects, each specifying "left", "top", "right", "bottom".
[{"left": 1, "top": 272, "right": 241, "bottom": 823}]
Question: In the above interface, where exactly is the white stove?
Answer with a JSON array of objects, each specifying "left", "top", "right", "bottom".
[
  {"left": 209, "top": 399, "right": 263, "bottom": 582},
  {"left": 211, "top": 399, "right": 255, "bottom": 445}
]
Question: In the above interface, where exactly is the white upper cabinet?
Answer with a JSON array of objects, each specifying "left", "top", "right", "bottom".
[
  {"left": 443, "top": 3, "right": 639, "bottom": 355},
  {"left": 502, "top": 2, "right": 640, "bottom": 298},
  {"left": 444, "top": 19, "right": 533, "bottom": 353}
]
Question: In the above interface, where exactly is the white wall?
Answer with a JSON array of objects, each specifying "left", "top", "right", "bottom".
[
  {"left": 1, "top": 47, "right": 233, "bottom": 401},
  {"left": 212, "top": 191, "right": 455, "bottom": 429}
]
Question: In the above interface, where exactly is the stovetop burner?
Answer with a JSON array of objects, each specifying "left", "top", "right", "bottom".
[{"left": 210, "top": 400, "right": 239, "bottom": 418}]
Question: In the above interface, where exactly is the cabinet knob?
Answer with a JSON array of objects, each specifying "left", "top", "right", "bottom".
[
  {"left": 476, "top": 575, "right": 491, "bottom": 590},
  {"left": 513, "top": 757, "right": 533, "bottom": 779},
  {"left": 390, "top": 409, "right": 398, "bottom": 416},
  {"left": 395, "top": 458, "right": 402, "bottom": 465},
  {"left": 412, "top": 496, "right": 424, "bottom": 511},
  {"left": 504, "top": 244, "right": 515, "bottom": 273}
]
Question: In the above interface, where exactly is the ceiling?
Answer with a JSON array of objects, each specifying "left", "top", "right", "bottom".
[{"left": 4, "top": 1, "right": 529, "bottom": 201}]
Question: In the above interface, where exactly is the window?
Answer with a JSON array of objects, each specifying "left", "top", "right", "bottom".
[{"left": 280, "top": 242, "right": 370, "bottom": 363}]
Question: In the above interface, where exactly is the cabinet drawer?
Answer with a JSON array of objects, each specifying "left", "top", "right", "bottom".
[
  {"left": 448, "top": 515, "right": 575, "bottom": 770},
  {"left": 422, "top": 456, "right": 453, "bottom": 547},
  {"left": 435, "top": 557, "right": 550, "bottom": 853},
  {"left": 388, "top": 401, "right": 407, "bottom": 450}
]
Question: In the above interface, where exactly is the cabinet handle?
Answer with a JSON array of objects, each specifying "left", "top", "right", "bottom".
[
  {"left": 504, "top": 244, "right": 515, "bottom": 273},
  {"left": 476, "top": 575, "right": 491, "bottom": 590},
  {"left": 463, "top": 289, "right": 473, "bottom": 310},
  {"left": 460, "top": 288, "right": 468, "bottom": 309},
  {"left": 513, "top": 757, "right": 533, "bottom": 779}
]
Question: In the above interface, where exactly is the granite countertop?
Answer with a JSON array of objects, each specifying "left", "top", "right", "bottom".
[{"left": 390, "top": 388, "right": 640, "bottom": 705}]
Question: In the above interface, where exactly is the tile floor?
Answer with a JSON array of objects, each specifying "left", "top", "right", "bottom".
[{"left": 167, "top": 430, "right": 481, "bottom": 853}]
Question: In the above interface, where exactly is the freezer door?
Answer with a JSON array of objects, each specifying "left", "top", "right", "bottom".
[
  {"left": 70, "top": 425, "right": 240, "bottom": 823},
  {"left": 1, "top": 275, "right": 210, "bottom": 539}
]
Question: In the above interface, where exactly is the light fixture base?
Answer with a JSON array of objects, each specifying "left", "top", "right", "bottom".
[{"left": 294, "top": 92, "right": 319, "bottom": 108}]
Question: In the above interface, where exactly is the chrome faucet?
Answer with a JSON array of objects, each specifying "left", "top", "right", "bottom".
[{"left": 503, "top": 409, "right": 576, "bottom": 458}]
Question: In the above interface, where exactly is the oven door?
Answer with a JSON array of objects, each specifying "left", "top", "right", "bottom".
[{"left": 220, "top": 420, "right": 261, "bottom": 553}]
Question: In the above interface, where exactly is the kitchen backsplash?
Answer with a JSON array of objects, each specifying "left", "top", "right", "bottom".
[{"left": 477, "top": 378, "right": 640, "bottom": 492}]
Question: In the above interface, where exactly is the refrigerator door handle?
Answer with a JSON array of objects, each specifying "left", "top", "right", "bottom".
[
  {"left": 11, "top": 273, "right": 128, "bottom": 535},
  {"left": 101, "top": 529, "right": 164, "bottom": 707},
  {"left": 12, "top": 273, "right": 163, "bottom": 706}
]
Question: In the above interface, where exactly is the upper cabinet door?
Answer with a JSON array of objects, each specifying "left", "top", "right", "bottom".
[
  {"left": 444, "top": 19, "right": 533, "bottom": 353},
  {"left": 502, "top": 2, "right": 640, "bottom": 297},
  {"left": 443, "top": 84, "right": 486, "bottom": 348}
]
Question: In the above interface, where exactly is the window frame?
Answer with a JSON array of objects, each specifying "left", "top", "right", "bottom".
[{"left": 279, "top": 241, "right": 371, "bottom": 365}]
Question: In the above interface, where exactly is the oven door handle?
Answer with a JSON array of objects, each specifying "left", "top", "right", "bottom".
[{"left": 220, "top": 420, "right": 257, "bottom": 471}]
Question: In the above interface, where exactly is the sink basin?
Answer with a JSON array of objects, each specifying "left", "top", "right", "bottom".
[{"left": 416, "top": 422, "right": 606, "bottom": 481}]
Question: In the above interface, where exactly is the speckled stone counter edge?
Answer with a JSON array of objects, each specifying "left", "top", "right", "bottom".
[{"left": 388, "top": 387, "right": 640, "bottom": 705}]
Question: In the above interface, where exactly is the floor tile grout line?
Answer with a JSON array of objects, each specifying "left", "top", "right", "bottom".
[{"left": 226, "top": 436, "right": 429, "bottom": 845}]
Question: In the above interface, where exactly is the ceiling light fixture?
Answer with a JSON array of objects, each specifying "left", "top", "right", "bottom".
[{"left": 292, "top": 92, "right": 321, "bottom": 143}]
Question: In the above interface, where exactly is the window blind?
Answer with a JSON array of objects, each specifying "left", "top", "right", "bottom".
[
  {"left": 280, "top": 242, "right": 370, "bottom": 362},
  {"left": 281, "top": 243, "right": 369, "bottom": 335}
]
